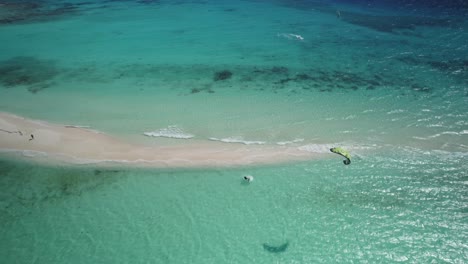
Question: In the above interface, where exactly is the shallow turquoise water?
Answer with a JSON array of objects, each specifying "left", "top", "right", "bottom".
[
  {"left": 1, "top": 0, "right": 467, "bottom": 263},
  {"left": 1, "top": 149, "right": 467, "bottom": 263}
]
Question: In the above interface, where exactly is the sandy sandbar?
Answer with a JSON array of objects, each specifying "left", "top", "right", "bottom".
[{"left": 0, "top": 112, "right": 323, "bottom": 168}]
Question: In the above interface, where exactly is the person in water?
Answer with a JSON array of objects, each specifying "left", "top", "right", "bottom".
[{"left": 243, "top": 175, "right": 253, "bottom": 182}]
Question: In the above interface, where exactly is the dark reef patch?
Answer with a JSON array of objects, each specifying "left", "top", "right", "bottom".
[
  {"left": 101, "top": 0, "right": 160, "bottom": 5},
  {"left": 263, "top": 241, "right": 289, "bottom": 253},
  {"left": 0, "top": 159, "right": 126, "bottom": 224},
  {"left": 50, "top": 62, "right": 437, "bottom": 96},
  {"left": 0, "top": 56, "right": 59, "bottom": 93},
  {"left": 271, "top": 66, "right": 289, "bottom": 74},
  {"left": 272, "top": 70, "right": 390, "bottom": 92},
  {"left": 136, "top": 0, "right": 161, "bottom": 4},
  {"left": 339, "top": 11, "right": 456, "bottom": 34},
  {"left": 335, "top": 0, "right": 468, "bottom": 11},
  {"left": 268, "top": 1, "right": 459, "bottom": 34},
  {"left": 94, "top": 169, "right": 120, "bottom": 176},
  {"left": 295, "top": 73, "right": 312, "bottom": 80},
  {"left": 190, "top": 85, "right": 214, "bottom": 94},
  {"left": 0, "top": 1, "right": 81, "bottom": 25},
  {"left": 274, "top": 0, "right": 331, "bottom": 11},
  {"left": 213, "top": 70, "right": 233, "bottom": 81},
  {"left": 252, "top": 66, "right": 289, "bottom": 75},
  {"left": 427, "top": 59, "right": 468, "bottom": 73},
  {"left": 397, "top": 55, "right": 468, "bottom": 83},
  {"left": 0, "top": 0, "right": 164, "bottom": 25},
  {"left": 43, "top": 167, "right": 123, "bottom": 200},
  {"left": 108, "top": 63, "right": 436, "bottom": 95},
  {"left": 103, "top": 0, "right": 163, "bottom": 6}
]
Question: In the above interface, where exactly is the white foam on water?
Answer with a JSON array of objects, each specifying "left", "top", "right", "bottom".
[
  {"left": 389, "top": 146, "right": 468, "bottom": 165},
  {"left": 298, "top": 143, "right": 379, "bottom": 155},
  {"left": 21, "top": 150, "right": 49, "bottom": 158},
  {"left": 277, "top": 32, "right": 304, "bottom": 41},
  {"left": 208, "top": 137, "right": 266, "bottom": 145},
  {"left": 344, "top": 115, "right": 357, "bottom": 120},
  {"left": 0, "top": 149, "right": 48, "bottom": 158},
  {"left": 413, "top": 130, "right": 468, "bottom": 140},
  {"left": 387, "top": 109, "right": 406, "bottom": 114},
  {"left": 144, "top": 126, "right": 194, "bottom": 139},
  {"left": 276, "top": 138, "right": 304, "bottom": 145},
  {"left": 64, "top": 125, "right": 91, "bottom": 128}
]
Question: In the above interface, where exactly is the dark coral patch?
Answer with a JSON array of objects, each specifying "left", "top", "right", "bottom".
[
  {"left": 0, "top": 159, "right": 126, "bottom": 225},
  {"left": 270, "top": 66, "right": 289, "bottom": 74},
  {"left": 252, "top": 66, "right": 289, "bottom": 75},
  {"left": 427, "top": 59, "right": 468, "bottom": 73},
  {"left": 275, "top": 77, "right": 294, "bottom": 85},
  {"left": 214, "top": 70, "right": 233, "bottom": 81},
  {"left": 0, "top": 1, "right": 81, "bottom": 25},
  {"left": 397, "top": 56, "right": 468, "bottom": 84},
  {"left": 263, "top": 242, "right": 289, "bottom": 253},
  {"left": 191, "top": 88, "right": 201, "bottom": 94},
  {"left": 271, "top": 69, "right": 397, "bottom": 92},
  {"left": 0, "top": 56, "right": 58, "bottom": 93},
  {"left": 276, "top": 0, "right": 331, "bottom": 11},
  {"left": 186, "top": 82, "right": 215, "bottom": 95},
  {"left": 296, "top": 73, "right": 312, "bottom": 80},
  {"left": 137, "top": 0, "right": 160, "bottom": 4},
  {"left": 341, "top": 11, "right": 456, "bottom": 34}
]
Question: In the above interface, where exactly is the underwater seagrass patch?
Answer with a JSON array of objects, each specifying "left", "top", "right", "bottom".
[
  {"left": 0, "top": 1, "right": 82, "bottom": 25},
  {"left": 340, "top": 11, "right": 456, "bottom": 34},
  {"left": 213, "top": 70, "right": 233, "bottom": 81},
  {"left": 0, "top": 56, "right": 59, "bottom": 93},
  {"left": 262, "top": 241, "right": 289, "bottom": 253}
]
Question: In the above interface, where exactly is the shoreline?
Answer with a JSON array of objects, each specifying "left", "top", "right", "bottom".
[{"left": 0, "top": 112, "right": 324, "bottom": 168}]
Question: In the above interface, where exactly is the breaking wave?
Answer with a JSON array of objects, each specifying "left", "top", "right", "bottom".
[
  {"left": 209, "top": 137, "right": 266, "bottom": 145},
  {"left": 276, "top": 138, "right": 304, "bottom": 145},
  {"left": 144, "top": 126, "right": 194, "bottom": 139},
  {"left": 413, "top": 130, "right": 468, "bottom": 140}
]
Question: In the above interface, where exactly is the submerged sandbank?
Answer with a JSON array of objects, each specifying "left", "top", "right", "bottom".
[{"left": 0, "top": 112, "right": 323, "bottom": 168}]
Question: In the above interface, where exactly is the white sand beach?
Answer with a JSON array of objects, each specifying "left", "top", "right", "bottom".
[{"left": 0, "top": 112, "right": 321, "bottom": 167}]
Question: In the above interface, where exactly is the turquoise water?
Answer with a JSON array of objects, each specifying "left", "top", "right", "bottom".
[
  {"left": 1, "top": 0, "right": 467, "bottom": 262},
  {"left": 1, "top": 151, "right": 467, "bottom": 263}
]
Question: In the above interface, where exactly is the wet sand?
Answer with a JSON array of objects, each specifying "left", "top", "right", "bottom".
[{"left": 0, "top": 112, "right": 322, "bottom": 168}]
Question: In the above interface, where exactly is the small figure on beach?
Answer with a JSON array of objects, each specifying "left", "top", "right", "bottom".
[
  {"left": 243, "top": 175, "right": 254, "bottom": 182},
  {"left": 29, "top": 134, "right": 34, "bottom": 141}
]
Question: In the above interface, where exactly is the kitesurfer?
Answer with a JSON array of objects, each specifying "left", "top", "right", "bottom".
[{"left": 243, "top": 175, "right": 254, "bottom": 182}]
